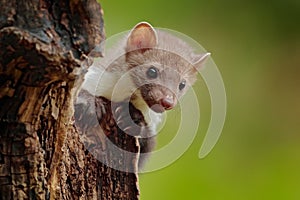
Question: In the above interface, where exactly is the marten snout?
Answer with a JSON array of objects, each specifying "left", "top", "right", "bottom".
[
  {"left": 150, "top": 95, "right": 177, "bottom": 113},
  {"left": 140, "top": 84, "right": 178, "bottom": 113},
  {"left": 159, "top": 96, "right": 176, "bottom": 110}
]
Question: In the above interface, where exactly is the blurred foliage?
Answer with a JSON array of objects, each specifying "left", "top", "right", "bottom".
[{"left": 100, "top": 0, "right": 300, "bottom": 199}]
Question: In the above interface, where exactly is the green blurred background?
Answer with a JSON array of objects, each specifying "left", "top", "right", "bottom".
[{"left": 100, "top": 0, "right": 300, "bottom": 199}]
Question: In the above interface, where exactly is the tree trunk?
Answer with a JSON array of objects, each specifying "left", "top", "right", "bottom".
[{"left": 0, "top": 0, "right": 140, "bottom": 199}]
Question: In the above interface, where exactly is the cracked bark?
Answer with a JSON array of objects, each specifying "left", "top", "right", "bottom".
[{"left": 0, "top": 0, "right": 140, "bottom": 199}]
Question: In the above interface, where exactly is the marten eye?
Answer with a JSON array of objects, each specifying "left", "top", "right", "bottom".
[
  {"left": 179, "top": 80, "right": 186, "bottom": 90},
  {"left": 146, "top": 66, "right": 158, "bottom": 79}
]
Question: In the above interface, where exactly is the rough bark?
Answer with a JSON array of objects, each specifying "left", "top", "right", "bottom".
[{"left": 0, "top": 0, "right": 140, "bottom": 199}]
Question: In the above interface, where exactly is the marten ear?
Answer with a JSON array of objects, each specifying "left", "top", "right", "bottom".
[
  {"left": 126, "top": 22, "right": 158, "bottom": 52},
  {"left": 193, "top": 52, "right": 211, "bottom": 70}
]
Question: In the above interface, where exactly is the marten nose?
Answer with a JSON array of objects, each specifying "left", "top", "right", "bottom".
[{"left": 160, "top": 96, "right": 176, "bottom": 110}]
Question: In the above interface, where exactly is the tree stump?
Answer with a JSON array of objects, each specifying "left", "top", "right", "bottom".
[{"left": 0, "top": 0, "right": 140, "bottom": 199}]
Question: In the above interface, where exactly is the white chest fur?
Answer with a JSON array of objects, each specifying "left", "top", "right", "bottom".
[
  {"left": 82, "top": 64, "right": 136, "bottom": 102},
  {"left": 131, "top": 90, "right": 162, "bottom": 136}
]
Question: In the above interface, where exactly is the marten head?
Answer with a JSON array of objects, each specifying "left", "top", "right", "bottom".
[{"left": 125, "top": 22, "right": 210, "bottom": 113}]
